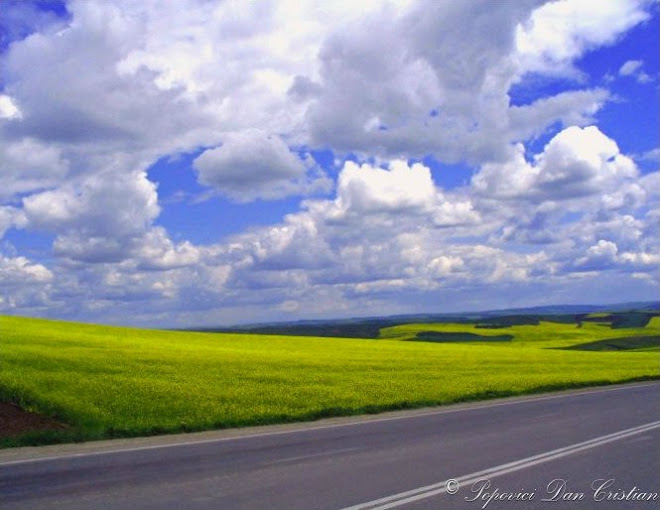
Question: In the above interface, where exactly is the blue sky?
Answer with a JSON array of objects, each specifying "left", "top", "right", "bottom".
[{"left": 0, "top": 0, "right": 658, "bottom": 327}]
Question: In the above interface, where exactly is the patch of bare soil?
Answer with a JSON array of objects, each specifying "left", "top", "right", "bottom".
[{"left": 0, "top": 402, "right": 68, "bottom": 438}]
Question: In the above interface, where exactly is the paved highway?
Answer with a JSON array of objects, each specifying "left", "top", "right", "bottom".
[{"left": 1, "top": 382, "right": 658, "bottom": 510}]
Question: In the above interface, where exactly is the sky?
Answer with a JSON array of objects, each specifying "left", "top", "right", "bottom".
[{"left": 0, "top": 0, "right": 658, "bottom": 328}]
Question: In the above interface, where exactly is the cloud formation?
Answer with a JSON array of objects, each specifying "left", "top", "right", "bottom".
[
  {"left": 473, "top": 126, "right": 638, "bottom": 200},
  {"left": 193, "top": 130, "right": 330, "bottom": 201},
  {"left": 0, "top": 0, "right": 657, "bottom": 326}
]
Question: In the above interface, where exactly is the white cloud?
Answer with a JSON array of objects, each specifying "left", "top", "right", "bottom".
[
  {"left": 576, "top": 239, "right": 619, "bottom": 268},
  {"left": 302, "top": 1, "right": 537, "bottom": 162},
  {"left": 0, "top": 138, "right": 69, "bottom": 200},
  {"left": 335, "top": 160, "right": 436, "bottom": 214},
  {"left": 535, "top": 126, "right": 636, "bottom": 196},
  {"left": 0, "top": 254, "right": 53, "bottom": 285},
  {"left": 638, "top": 172, "right": 660, "bottom": 201},
  {"left": 428, "top": 255, "right": 465, "bottom": 277},
  {"left": 515, "top": 0, "right": 650, "bottom": 77},
  {"left": 23, "top": 171, "right": 159, "bottom": 237},
  {"left": 574, "top": 238, "right": 660, "bottom": 273},
  {"left": 508, "top": 88, "right": 610, "bottom": 139},
  {"left": 472, "top": 143, "right": 538, "bottom": 199},
  {"left": 295, "top": 0, "right": 640, "bottom": 164},
  {"left": 8, "top": 139, "right": 655, "bottom": 325},
  {"left": 0, "top": 253, "right": 54, "bottom": 313},
  {"left": 636, "top": 148, "right": 660, "bottom": 162},
  {"left": 0, "top": 207, "right": 26, "bottom": 238},
  {"left": 0, "top": 95, "right": 22, "bottom": 120},
  {"left": 208, "top": 158, "right": 534, "bottom": 298},
  {"left": 0, "top": 0, "right": 645, "bottom": 175},
  {"left": 473, "top": 125, "right": 638, "bottom": 200},
  {"left": 193, "top": 129, "right": 330, "bottom": 202},
  {"left": 619, "top": 251, "right": 660, "bottom": 269},
  {"left": 4, "top": 1, "right": 229, "bottom": 153},
  {"left": 618, "top": 59, "right": 653, "bottom": 83},
  {"left": 135, "top": 228, "right": 201, "bottom": 271},
  {"left": 619, "top": 59, "right": 643, "bottom": 76},
  {"left": 432, "top": 198, "right": 481, "bottom": 228},
  {"left": 22, "top": 170, "right": 160, "bottom": 262}
]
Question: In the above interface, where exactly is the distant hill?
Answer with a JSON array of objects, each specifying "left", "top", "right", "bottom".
[{"left": 185, "top": 301, "right": 660, "bottom": 338}]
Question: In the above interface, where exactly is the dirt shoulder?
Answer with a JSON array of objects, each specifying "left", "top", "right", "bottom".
[{"left": 0, "top": 402, "right": 68, "bottom": 438}]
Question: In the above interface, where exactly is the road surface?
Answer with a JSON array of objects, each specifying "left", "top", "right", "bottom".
[{"left": 1, "top": 382, "right": 658, "bottom": 509}]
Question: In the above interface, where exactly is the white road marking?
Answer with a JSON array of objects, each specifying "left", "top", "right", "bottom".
[
  {"left": 0, "top": 381, "right": 656, "bottom": 467},
  {"left": 339, "top": 420, "right": 660, "bottom": 510}
]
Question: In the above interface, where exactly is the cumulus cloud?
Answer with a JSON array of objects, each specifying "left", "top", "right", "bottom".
[
  {"left": 0, "top": 207, "right": 26, "bottom": 238},
  {"left": 515, "top": 0, "right": 650, "bottom": 77},
  {"left": 432, "top": 198, "right": 481, "bottom": 228},
  {"left": 0, "top": 95, "right": 22, "bottom": 120},
  {"left": 0, "top": 253, "right": 53, "bottom": 313},
  {"left": 0, "top": 138, "right": 69, "bottom": 200},
  {"left": 470, "top": 125, "right": 656, "bottom": 268},
  {"left": 473, "top": 126, "right": 638, "bottom": 200},
  {"left": 23, "top": 171, "right": 158, "bottom": 238},
  {"left": 193, "top": 129, "right": 330, "bottom": 201},
  {"left": 0, "top": 254, "right": 52, "bottom": 285},
  {"left": 22, "top": 170, "right": 160, "bottom": 262},
  {"left": 508, "top": 88, "right": 610, "bottom": 139},
  {"left": 0, "top": 0, "right": 644, "bottom": 176},
  {"left": 535, "top": 126, "right": 636, "bottom": 196},
  {"left": 210, "top": 159, "right": 498, "bottom": 298},
  {"left": 134, "top": 228, "right": 201, "bottom": 271},
  {"left": 292, "top": 0, "right": 644, "bottom": 165},
  {"left": 574, "top": 238, "right": 659, "bottom": 273},
  {"left": 303, "top": 0, "right": 538, "bottom": 162},
  {"left": 576, "top": 240, "right": 619, "bottom": 269},
  {"left": 335, "top": 160, "right": 436, "bottom": 214}
]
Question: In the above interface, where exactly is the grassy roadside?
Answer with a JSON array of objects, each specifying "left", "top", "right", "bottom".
[{"left": 1, "top": 315, "right": 658, "bottom": 447}]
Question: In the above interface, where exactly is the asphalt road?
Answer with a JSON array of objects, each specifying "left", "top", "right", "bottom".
[{"left": 1, "top": 382, "right": 658, "bottom": 510}]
